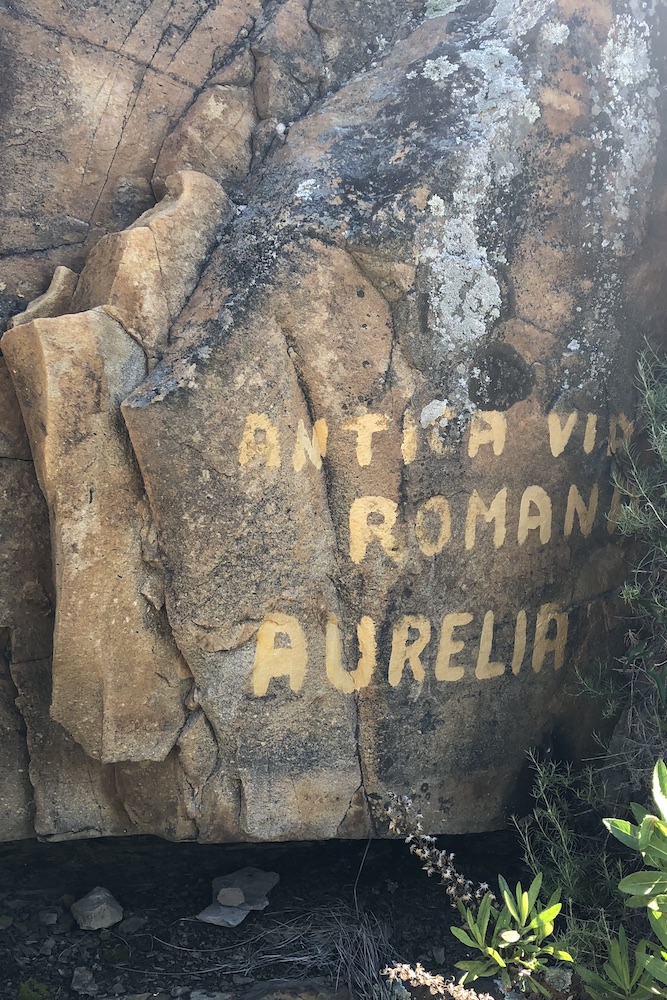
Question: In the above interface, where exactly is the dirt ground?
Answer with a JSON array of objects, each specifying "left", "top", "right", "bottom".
[{"left": 0, "top": 831, "right": 529, "bottom": 1000}]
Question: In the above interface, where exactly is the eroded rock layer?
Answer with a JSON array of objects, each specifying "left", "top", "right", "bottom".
[{"left": 1, "top": 0, "right": 666, "bottom": 841}]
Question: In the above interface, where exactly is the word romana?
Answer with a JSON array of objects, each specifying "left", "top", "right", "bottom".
[{"left": 347, "top": 482, "right": 617, "bottom": 563}]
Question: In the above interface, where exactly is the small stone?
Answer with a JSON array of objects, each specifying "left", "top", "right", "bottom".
[
  {"left": 71, "top": 887, "right": 123, "bottom": 930},
  {"left": 116, "top": 915, "right": 147, "bottom": 935},
  {"left": 196, "top": 903, "right": 248, "bottom": 927},
  {"left": 190, "top": 992, "right": 231, "bottom": 1000},
  {"left": 54, "top": 912, "right": 75, "bottom": 934},
  {"left": 72, "top": 967, "right": 98, "bottom": 996},
  {"left": 39, "top": 936, "right": 56, "bottom": 956},
  {"left": 38, "top": 908, "right": 60, "bottom": 925},
  {"left": 171, "top": 989, "right": 190, "bottom": 998},
  {"left": 0, "top": 915, "right": 13, "bottom": 929},
  {"left": 211, "top": 867, "right": 279, "bottom": 910},
  {"left": 215, "top": 887, "right": 245, "bottom": 906},
  {"left": 432, "top": 946, "right": 445, "bottom": 964}
]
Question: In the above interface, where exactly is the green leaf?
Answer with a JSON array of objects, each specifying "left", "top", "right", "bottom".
[
  {"left": 654, "top": 761, "right": 667, "bottom": 822},
  {"left": 632, "top": 802, "right": 650, "bottom": 824},
  {"left": 605, "top": 817, "right": 641, "bottom": 850},
  {"left": 626, "top": 894, "right": 662, "bottom": 908},
  {"left": 498, "top": 903, "right": 515, "bottom": 929},
  {"left": 641, "top": 953, "right": 667, "bottom": 987},
  {"left": 498, "top": 929, "right": 520, "bottom": 944},
  {"left": 497, "top": 873, "right": 511, "bottom": 897},
  {"left": 552, "top": 949, "right": 573, "bottom": 962},
  {"left": 498, "top": 875, "right": 520, "bottom": 923},
  {"left": 650, "top": 910, "right": 667, "bottom": 951},
  {"left": 580, "top": 981, "right": 635, "bottom": 1000},
  {"left": 519, "top": 939, "right": 539, "bottom": 951},
  {"left": 450, "top": 926, "right": 479, "bottom": 950},
  {"left": 643, "top": 838, "right": 667, "bottom": 872},
  {"left": 546, "top": 886, "right": 562, "bottom": 907},
  {"left": 485, "top": 947, "right": 506, "bottom": 968},
  {"left": 528, "top": 903, "right": 561, "bottom": 930},
  {"left": 455, "top": 960, "right": 491, "bottom": 981},
  {"left": 618, "top": 871, "right": 667, "bottom": 897},
  {"left": 526, "top": 872, "right": 543, "bottom": 912},
  {"left": 462, "top": 907, "right": 485, "bottom": 947},
  {"left": 578, "top": 964, "right": 642, "bottom": 1000},
  {"left": 636, "top": 814, "right": 667, "bottom": 860},
  {"left": 477, "top": 892, "right": 492, "bottom": 941},
  {"left": 607, "top": 930, "right": 630, "bottom": 991}
]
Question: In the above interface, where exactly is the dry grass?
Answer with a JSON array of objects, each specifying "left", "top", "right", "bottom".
[{"left": 139, "top": 903, "right": 398, "bottom": 999}]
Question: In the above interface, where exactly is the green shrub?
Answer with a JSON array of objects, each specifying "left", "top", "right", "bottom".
[
  {"left": 576, "top": 759, "right": 667, "bottom": 999},
  {"left": 17, "top": 979, "right": 51, "bottom": 1000},
  {"left": 576, "top": 926, "right": 660, "bottom": 1000},
  {"left": 608, "top": 348, "right": 667, "bottom": 796},
  {"left": 451, "top": 873, "right": 571, "bottom": 996},
  {"left": 513, "top": 751, "right": 630, "bottom": 964},
  {"left": 385, "top": 796, "right": 569, "bottom": 997}
]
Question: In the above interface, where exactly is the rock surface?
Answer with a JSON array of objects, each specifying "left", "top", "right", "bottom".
[
  {"left": 71, "top": 887, "right": 123, "bottom": 930},
  {"left": 0, "top": 0, "right": 666, "bottom": 841},
  {"left": 3, "top": 171, "right": 228, "bottom": 766}
]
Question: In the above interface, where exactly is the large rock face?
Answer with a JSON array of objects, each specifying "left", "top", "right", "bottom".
[{"left": 1, "top": 0, "right": 666, "bottom": 841}]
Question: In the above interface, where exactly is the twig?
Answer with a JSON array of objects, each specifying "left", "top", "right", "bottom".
[{"left": 353, "top": 838, "right": 371, "bottom": 914}]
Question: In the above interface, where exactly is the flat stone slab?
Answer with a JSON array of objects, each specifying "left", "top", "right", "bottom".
[{"left": 197, "top": 867, "right": 280, "bottom": 927}]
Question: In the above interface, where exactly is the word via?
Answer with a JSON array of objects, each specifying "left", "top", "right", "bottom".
[
  {"left": 251, "top": 604, "right": 568, "bottom": 697},
  {"left": 238, "top": 410, "right": 633, "bottom": 471},
  {"left": 349, "top": 482, "right": 619, "bottom": 563}
]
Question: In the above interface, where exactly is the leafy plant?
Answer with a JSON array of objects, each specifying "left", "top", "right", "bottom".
[
  {"left": 513, "top": 750, "right": 630, "bottom": 964},
  {"left": 607, "top": 348, "right": 667, "bottom": 797},
  {"left": 385, "top": 797, "right": 570, "bottom": 996},
  {"left": 17, "top": 980, "right": 51, "bottom": 1000},
  {"left": 576, "top": 759, "right": 667, "bottom": 1000},
  {"left": 451, "top": 872, "right": 572, "bottom": 996},
  {"left": 576, "top": 926, "right": 659, "bottom": 1000},
  {"left": 605, "top": 759, "right": 667, "bottom": 909}
]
